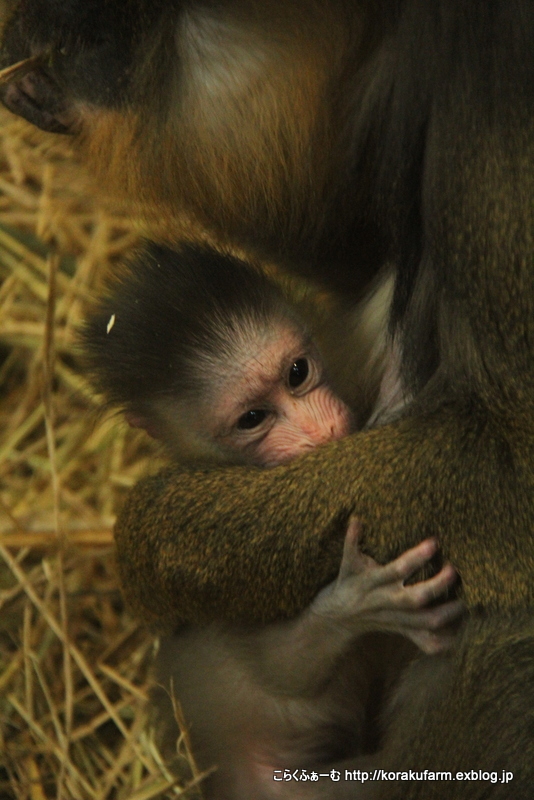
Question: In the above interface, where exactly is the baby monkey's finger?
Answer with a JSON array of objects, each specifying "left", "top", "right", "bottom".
[
  {"left": 408, "top": 628, "right": 460, "bottom": 656},
  {"left": 337, "top": 517, "right": 377, "bottom": 580},
  {"left": 400, "top": 563, "right": 458, "bottom": 609},
  {"left": 397, "top": 599, "right": 466, "bottom": 654},
  {"left": 371, "top": 538, "right": 440, "bottom": 587},
  {"left": 404, "top": 598, "right": 466, "bottom": 630}
]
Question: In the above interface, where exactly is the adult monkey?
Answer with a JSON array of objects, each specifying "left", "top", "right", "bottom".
[{"left": 1, "top": 1, "right": 534, "bottom": 795}]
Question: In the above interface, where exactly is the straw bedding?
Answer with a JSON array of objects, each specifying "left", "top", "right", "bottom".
[{"left": 0, "top": 109, "right": 203, "bottom": 799}]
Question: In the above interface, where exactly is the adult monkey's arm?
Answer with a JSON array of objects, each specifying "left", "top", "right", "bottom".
[
  {"left": 115, "top": 407, "right": 534, "bottom": 630},
  {"left": 4, "top": 0, "right": 529, "bottom": 633}
]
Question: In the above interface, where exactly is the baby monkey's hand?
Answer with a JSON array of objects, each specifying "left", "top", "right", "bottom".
[{"left": 311, "top": 518, "right": 465, "bottom": 655}]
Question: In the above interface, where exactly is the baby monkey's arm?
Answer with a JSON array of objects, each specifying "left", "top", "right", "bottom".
[{"left": 234, "top": 519, "right": 463, "bottom": 698}]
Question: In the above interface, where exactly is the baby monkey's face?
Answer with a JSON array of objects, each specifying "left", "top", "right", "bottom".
[{"left": 202, "top": 325, "right": 353, "bottom": 467}]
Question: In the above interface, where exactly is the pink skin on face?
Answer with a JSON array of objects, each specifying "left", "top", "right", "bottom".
[
  {"left": 209, "top": 325, "right": 354, "bottom": 467},
  {"left": 250, "top": 382, "right": 352, "bottom": 466}
]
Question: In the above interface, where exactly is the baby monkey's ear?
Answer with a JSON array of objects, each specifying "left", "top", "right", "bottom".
[{"left": 125, "top": 411, "right": 163, "bottom": 441}]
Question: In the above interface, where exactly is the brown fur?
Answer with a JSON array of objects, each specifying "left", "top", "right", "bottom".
[
  {"left": 372, "top": 615, "right": 534, "bottom": 800},
  {"left": 77, "top": 5, "right": 352, "bottom": 257},
  {"left": 3, "top": 2, "right": 534, "bottom": 794}
]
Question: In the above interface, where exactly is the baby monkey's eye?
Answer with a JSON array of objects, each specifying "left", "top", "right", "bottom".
[
  {"left": 288, "top": 358, "right": 310, "bottom": 389},
  {"left": 237, "top": 409, "right": 268, "bottom": 430}
]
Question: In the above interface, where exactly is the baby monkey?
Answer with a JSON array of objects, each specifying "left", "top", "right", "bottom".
[
  {"left": 83, "top": 243, "right": 354, "bottom": 467},
  {"left": 82, "top": 244, "right": 462, "bottom": 799}
]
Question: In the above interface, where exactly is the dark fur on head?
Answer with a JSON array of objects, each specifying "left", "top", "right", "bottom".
[{"left": 80, "top": 243, "right": 297, "bottom": 418}]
